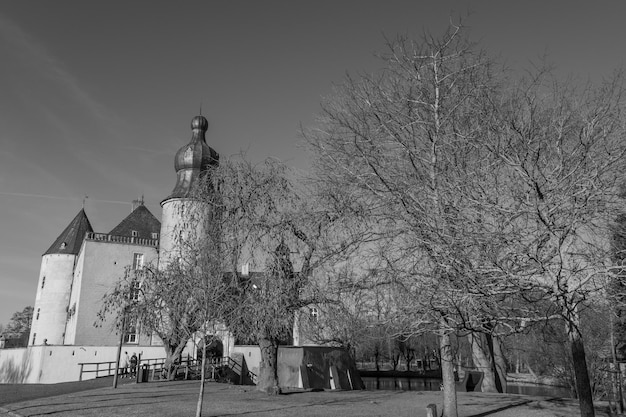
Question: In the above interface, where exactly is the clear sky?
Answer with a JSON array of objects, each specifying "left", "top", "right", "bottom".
[{"left": 1, "top": 0, "right": 625, "bottom": 326}]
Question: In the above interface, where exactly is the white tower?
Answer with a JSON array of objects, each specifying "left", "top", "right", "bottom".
[
  {"left": 159, "top": 115, "right": 219, "bottom": 267},
  {"left": 29, "top": 209, "right": 93, "bottom": 346}
]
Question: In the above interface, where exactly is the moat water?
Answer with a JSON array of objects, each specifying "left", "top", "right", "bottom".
[{"left": 361, "top": 376, "right": 573, "bottom": 398}]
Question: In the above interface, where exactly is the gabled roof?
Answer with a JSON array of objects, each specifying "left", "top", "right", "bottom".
[
  {"left": 44, "top": 209, "right": 94, "bottom": 255},
  {"left": 108, "top": 204, "right": 161, "bottom": 239}
]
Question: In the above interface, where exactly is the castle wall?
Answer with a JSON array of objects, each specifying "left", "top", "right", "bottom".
[
  {"left": 63, "top": 246, "right": 86, "bottom": 344},
  {"left": 29, "top": 254, "right": 76, "bottom": 346},
  {"left": 64, "top": 240, "right": 158, "bottom": 346},
  {"left": 0, "top": 345, "right": 166, "bottom": 384}
]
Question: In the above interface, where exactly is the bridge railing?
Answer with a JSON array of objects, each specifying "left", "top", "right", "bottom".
[
  {"left": 77, "top": 360, "right": 117, "bottom": 381},
  {"left": 78, "top": 355, "right": 257, "bottom": 384}
]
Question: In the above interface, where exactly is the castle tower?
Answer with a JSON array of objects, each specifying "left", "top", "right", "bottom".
[
  {"left": 159, "top": 115, "right": 219, "bottom": 266},
  {"left": 30, "top": 209, "right": 93, "bottom": 346}
]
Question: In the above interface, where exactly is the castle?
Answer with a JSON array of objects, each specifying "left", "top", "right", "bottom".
[
  {"left": 29, "top": 114, "right": 219, "bottom": 349},
  {"left": 6, "top": 115, "right": 361, "bottom": 389}
]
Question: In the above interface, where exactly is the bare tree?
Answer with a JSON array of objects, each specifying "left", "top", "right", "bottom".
[
  {"left": 305, "top": 24, "right": 508, "bottom": 416},
  {"left": 190, "top": 157, "right": 360, "bottom": 394},
  {"left": 3, "top": 306, "right": 33, "bottom": 347},
  {"left": 487, "top": 69, "right": 626, "bottom": 417},
  {"left": 99, "top": 264, "right": 200, "bottom": 379},
  {"left": 99, "top": 208, "right": 230, "bottom": 417}
]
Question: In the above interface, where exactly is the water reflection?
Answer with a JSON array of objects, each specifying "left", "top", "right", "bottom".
[
  {"left": 506, "top": 383, "right": 572, "bottom": 398},
  {"left": 362, "top": 377, "right": 441, "bottom": 391},
  {"left": 362, "top": 376, "right": 573, "bottom": 398}
]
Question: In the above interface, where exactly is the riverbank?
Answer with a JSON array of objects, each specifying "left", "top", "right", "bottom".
[
  {"left": 0, "top": 379, "right": 614, "bottom": 417},
  {"left": 507, "top": 372, "right": 566, "bottom": 388}
]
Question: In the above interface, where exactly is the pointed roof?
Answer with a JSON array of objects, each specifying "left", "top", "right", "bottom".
[
  {"left": 109, "top": 204, "right": 161, "bottom": 239},
  {"left": 44, "top": 209, "right": 94, "bottom": 255}
]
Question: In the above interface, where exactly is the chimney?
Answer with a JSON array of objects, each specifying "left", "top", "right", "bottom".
[{"left": 241, "top": 263, "right": 249, "bottom": 276}]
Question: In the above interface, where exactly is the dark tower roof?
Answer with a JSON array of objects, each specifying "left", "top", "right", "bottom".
[
  {"left": 163, "top": 115, "right": 219, "bottom": 203},
  {"left": 109, "top": 204, "right": 161, "bottom": 239},
  {"left": 44, "top": 209, "right": 94, "bottom": 255}
]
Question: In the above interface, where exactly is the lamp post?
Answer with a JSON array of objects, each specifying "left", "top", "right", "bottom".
[{"left": 113, "top": 309, "right": 127, "bottom": 388}]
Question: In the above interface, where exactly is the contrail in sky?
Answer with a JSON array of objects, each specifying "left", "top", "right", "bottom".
[{"left": 0, "top": 191, "right": 133, "bottom": 206}]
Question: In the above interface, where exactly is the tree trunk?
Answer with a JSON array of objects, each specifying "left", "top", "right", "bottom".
[
  {"left": 257, "top": 336, "right": 281, "bottom": 395},
  {"left": 391, "top": 353, "right": 400, "bottom": 371},
  {"left": 610, "top": 314, "right": 625, "bottom": 413},
  {"left": 164, "top": 342, "right": 186, "bottom": 380},
  {"left": 569, "top": 330, "right": 595, "bottom": 417},
  {"left": 492, "top": 335, "right": 508, "bottom": 393},
  {"left": 469, "top": 332, "right": 498, "bottom": 393},
  {"left": 196, "top": 337, "right": 207, "bottom": 417},
  {"left": 164, "top": 344, "right": 176, "bottom": 380},
  {"left": 374, "top": 348, "right": 380, "bottom": 372},
  {"left": 440, "top": 330, "right": 458, "bottom": 417},
  {"left": 405, "top": 352, "right": 413, "bottom": 372}
]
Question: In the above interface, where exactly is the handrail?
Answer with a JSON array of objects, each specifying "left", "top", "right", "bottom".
[
  {"left": 78, "top": 356, "right": 257, "bottom": 384},
  {"left": 225, "top": 356, "right": 257, "bottom": 384},
  {"left": 77, "top": 360, "right": 117, "bottom": 381}
]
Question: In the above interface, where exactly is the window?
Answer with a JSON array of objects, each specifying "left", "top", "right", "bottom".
[
  {"left": 130, "top": 281, "right": 140, "bottom": 302},
  {"left": 32, "top": 333, "right": 36, "bottom": 345},
  {"left": 310, "top": 307, "right": 319, "bottom": 321},
  {"left": 36, "top": 308, "right": 40, "bottom": 320},
  {"left": 132, "top": 253, "right": 144, "bottom": 270},
  {"left": 124, "top": 333, "right": 137, "bottom": 344},
  {"left": 41, "top": 276, "right": 46, "bottom": 289},
  {"left": 124, "top": 322, "right": 138, "bottom": 344}
]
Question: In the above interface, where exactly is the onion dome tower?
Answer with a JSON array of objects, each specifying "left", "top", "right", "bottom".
[
  {"left": 30, "top": 209, "right": 93, "bottom": 346},
  {"left": 159, "top": 115, "right": 219, "bottom": 266}
]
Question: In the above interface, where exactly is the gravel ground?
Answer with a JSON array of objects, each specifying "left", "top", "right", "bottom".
[{"left": 0, "top": 379, "right": 614, "bottom": 417}]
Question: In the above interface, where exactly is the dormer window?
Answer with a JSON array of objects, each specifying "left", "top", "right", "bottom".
[
  {"left": 131, "top": 230, "right": 138, "bottom": 237},
  {"left": 60, "top": 242, "right": 67, "bottom": 249},
  {"left": 151, "top": 232, "right": 158, "bottom": 240}
]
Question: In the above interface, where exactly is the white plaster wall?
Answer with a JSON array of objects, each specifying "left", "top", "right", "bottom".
[
  {"left": 30, "top": 254, "right": 76, "bottom": 346},
  {"left": 232, "top": 345, "right": 261, "bottom": 376},
  {"left": 159, "top": 198, "right": 211, "bottom": 268},
  {"left": 0, "top": 345, "right": 167, "bottom": 384},
  {"left": 65, "top": 240, "right": 158, "bottom": 346},
  {"left": 63, "top": 247, "right": 85, "bottom": 345},
  {"left": 0, "top": 346, "right": 44, "bottom": 383}
]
